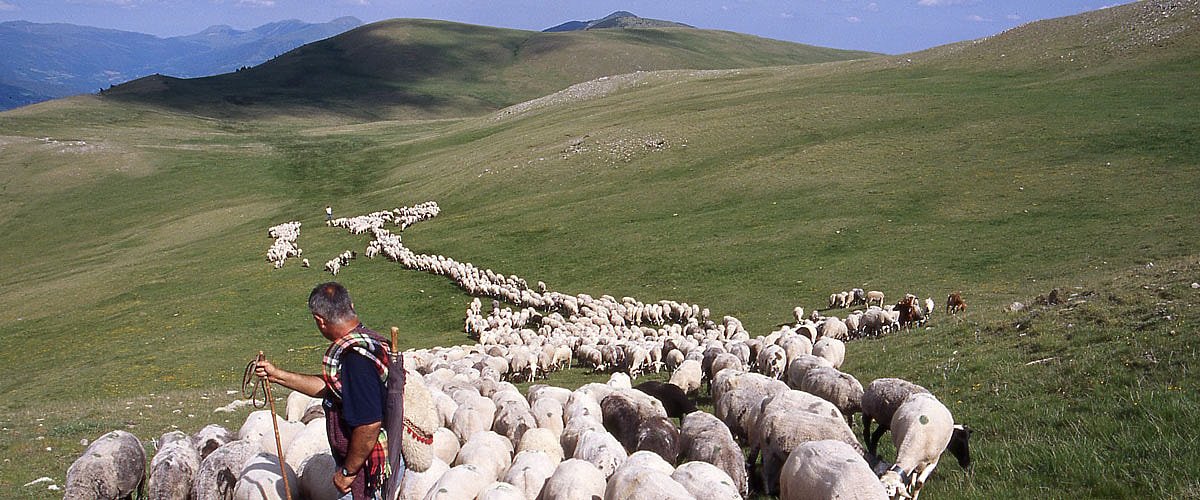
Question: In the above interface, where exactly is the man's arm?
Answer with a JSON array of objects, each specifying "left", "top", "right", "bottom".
[
  {"left": 335, "top": 421, "right": 382, "bottom": 486},
  {"left": 254, "top": 359, "right": 328, "bottom": 398}
]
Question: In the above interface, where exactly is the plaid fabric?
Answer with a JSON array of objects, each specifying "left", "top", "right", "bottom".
[{"left": 322, "top": 325, "right": 391, "bottom": 495}]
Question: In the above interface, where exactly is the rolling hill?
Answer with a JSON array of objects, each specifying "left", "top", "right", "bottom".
[
  {"left": 0, "top": 1, "right": 1198, "bottom": 498},
  {"left": 100, "top": 18, "right": 878, "bottom": 120}
]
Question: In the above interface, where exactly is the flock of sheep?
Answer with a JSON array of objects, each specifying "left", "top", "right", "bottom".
[{"left": 64, "top": 201, "right": 971, "bottom": 500}]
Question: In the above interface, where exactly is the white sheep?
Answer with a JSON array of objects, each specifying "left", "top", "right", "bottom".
[
  {"left": 604, "top": 451, "right": 694, "bottom": 500},
  {"left": 540, "top": 458, "right": 608, "bottom": 500},
  {"left": 148, "top": 431, "right": 200, "bottom": 500},
  {"left": 64, "top": 430, "right": 146, "bottom": 500},
  {"left": 779, "top": 439, "right": 888, "bottom": 500},
  {"left": 421, "top": 463, "right": 492, "bottom": 499},
  {"left": 476, "top": 481, "right": 527, "bottom": 500},
  {"left": 396, "top": 456, "right": 449, "bottom": 500},
  {"left": 192, "top": 439, "right": 260, "bottom": 500},
  {"left": 453, "top": 430, "right": 514, "bottom": 482},
  {"left": 297, "top": 452, "right": 339, "bottom": 500},
  {"left": 879, "top": 393, "right": 956, "bottom": 500},
  {"left": 797, "top": 366, "right": 865, "bottom": 422},
  {"left": 812, "top": 337, "right": 846, "bottom": 369},
  {"left": 232, "top": 452, "right": 299, "bottom": 500},
  {"left": 751, "top": 390, "right": 860, "bottom": 495},
  {"left": 502, "top": 450, "right": 558, "bottom": 499},
  {"left": 283, "top": 417, "right": 330, "bottom": 477},
  {"left": 671, "top": 460, "right": 741, "bottom": 500},
  {"left": 679, "top": 410, "right": 748, "bottom": 498},
  {"left": 517, "top": 427, "right": 565, "bottom": 464},
  {"left": 668, "top": 359, "right": 703, "bottom": 395},
  {"left": 572, "top": 429, "right": 628, "bottom": 479}
]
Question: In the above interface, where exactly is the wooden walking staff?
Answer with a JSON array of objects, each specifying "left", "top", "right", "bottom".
[{"left": 258, "top": 350, "right": 293, "bottom": 500}]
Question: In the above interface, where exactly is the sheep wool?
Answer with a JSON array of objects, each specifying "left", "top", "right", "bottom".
[{"left": 400, "top": 370, "right": 439, "bottom": 472}]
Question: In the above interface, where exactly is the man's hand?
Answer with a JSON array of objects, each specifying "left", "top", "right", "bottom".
[
  {"left": 253, "top": 358, "right": 277, "bottom": 383},
  {"left": 333, "top": 467, "right": 355, "bottom": 493}
]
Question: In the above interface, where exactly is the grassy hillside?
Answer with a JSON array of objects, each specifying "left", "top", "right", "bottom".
[
  {"left": 1, "top": 1, "right": 1198, "bottom": 498},
  {"left": 101, "top": 18, "right": 877, "bottom": 121}
]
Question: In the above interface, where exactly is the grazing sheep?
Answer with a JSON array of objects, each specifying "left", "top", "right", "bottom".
[
  {"left": 531, "top": 396, "right": 566, "bottom": 436},
  {"left": 64, "top": 430, "right": 146, "bottom": 500},
  {"left": 395, "top": 456, "right": 448, "bottom": 500},
  {"left": 879, "top": 393, "right": 956, "bottom": 500},
  {"left": 867, "top": 290, "right": 886, "bottom": 307},
  {"left": 861, "top": 378, "right": 931, "bottom": 456},
  {"left": 779, "top": 440, "right": 887, "bottom": 500},
  {"left": 946, "top": 293, "right": 966, "bottom": 314},
  {"left": 232, "top": 452, "right": 299, "bottom": 500},
  {"left": 601, "top": 389, "right": 668, "bottom": 453},
  {"left": 604, "top": 451, "right": 694, "bottom": 500},
  {"left": 148, "top": 431, "right": 199, "bottom": 500},
  {"left": 192, "top": 439, "right": 260, "bottom": 500},
  {"left": 633, "top": 380, "right": 697, "bottom": 419},
  {"left": 422, "top": 463, "right": 492, "bottom": 499},
  {"left": 430, "top": 427, "right": 460, "bottom": 465},
  {"left": 785, "top": 354, "right": 834, "bottom": 390},
  {"left": 572, "top": 429, "right": 628, "bottom": 479},
  {"left": 504, "top": 450, "right": 557, "bottom": 499},
  {"left": 192, "top": 424, "right": 235, "bottom": 462},
  {"left": 679, "top": 411, "right": 748, "bottom": 498},
  {"left": 812, "top": 337, "right": 846, "bottom": 369},
  {"left": 560, "top": 414, "right": 605, "bottom": 459},
  {"left": 283, "top": 417, "right": 330, "bottom": 477},
  {"left": 671, "top": 460, "right": 741, "bottom": 500},
  {"left": 668, "top": 359, "right": 703, "bottom": 395},
  {"left": 477, "top": 481, "right": 527, "bottom": 500},
  {"left": 798, "top": 366, "right": 865, "bottom": 423},
  {"left": 453, "top": 430, "right": 514, "bottom": 482},
  {"left": 297, "top": 452, "right": 339, "bottom": 500},
  {"left": 539, "top": 458, "right": 608, "bottom": 500},
  {"left": 714, "top": 386, "right": 766, "bottom": 445},
  {"left": 517, "top": 427, "right": 565, "bottom": 464},
  {"left": 755, "top": 344, "right": 788, "bottom": 380},
  {"left": 861, "top": 379, "right": 972, "bottom": 469},
  {"left": 634, "top": 416, "right": 681, "bottom": 464},
  {"left": 751, "top": 391, "right": 860, "bottom": 495}
]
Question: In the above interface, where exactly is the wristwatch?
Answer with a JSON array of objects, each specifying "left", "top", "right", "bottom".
[{"left": 341, "top": 466, "right": 358, "bottom": 477}]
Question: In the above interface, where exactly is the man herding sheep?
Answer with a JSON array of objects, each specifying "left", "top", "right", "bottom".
[{"left": 255, "top": 282, "right": 397, "bottom": 500}]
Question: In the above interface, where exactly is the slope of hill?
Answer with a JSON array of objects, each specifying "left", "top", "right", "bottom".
[
  {"left": 543, "top": 11, "right": 693, "bottom": 31},
  {"left": 100, "top": 18, "right": 878, "bottom": 120},
  {"left": 0, "top": 1, "right": 1198, "bottom": 498},
  {"left": 0, "top": 17, "right": 362, "bottom": 111}
]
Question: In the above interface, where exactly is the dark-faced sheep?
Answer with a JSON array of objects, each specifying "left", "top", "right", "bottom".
[{"left": 633, "top": 380, "right": 697, "bottom": 419}]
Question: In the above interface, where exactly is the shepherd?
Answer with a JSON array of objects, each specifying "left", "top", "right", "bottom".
[{"left": 255, "top": 282, "right": 401, "bottom": 500}]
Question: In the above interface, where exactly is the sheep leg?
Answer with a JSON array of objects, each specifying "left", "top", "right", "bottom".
[{"left": 868, "top": 425, "right": 889, "bottom": 457}]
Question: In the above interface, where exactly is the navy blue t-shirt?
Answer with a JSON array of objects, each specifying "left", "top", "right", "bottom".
[{"left": 340, "top": 350, "right": 385, "bottom": 427}]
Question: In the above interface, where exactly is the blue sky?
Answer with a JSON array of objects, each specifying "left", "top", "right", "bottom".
[{"left": 0, "top": 0, "right": 1127, "bottom": 54}]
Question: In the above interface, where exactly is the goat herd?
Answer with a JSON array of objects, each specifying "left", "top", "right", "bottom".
[{"left": 62, "top": 202, "right": 971, "bottom": 500}]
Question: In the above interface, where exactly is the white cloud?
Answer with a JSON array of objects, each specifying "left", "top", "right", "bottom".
[
  {"left": 779, "top": 12, "right": 793, "bottom": 19},
  {"left": 1007, "top": 14, "right": 1022, "bottom": 21},
  {"left": 0, "top": 0, "right": 17, "bottom": 11},
  {"left": 236, "top": 0, "right": 275, "bottom": 6},
  {"left": 846, "top": 16, "right": 862, "bottom": 23},
  {"left": 866, "top": 3, "right": 879, "bottom": 12},
  {"left": 966, "top": 14, "right": 992, "bottom": 22},
  {"left": 339, "top": 0, "right": 369, "bottom": 5}
]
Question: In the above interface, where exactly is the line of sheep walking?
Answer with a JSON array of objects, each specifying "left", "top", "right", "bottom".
[
  {"left": 64, "top": 202, "right": 972, "bottom": 499},
  {"left": 266, "top": 221, "right": 303, "bottom": 269}
]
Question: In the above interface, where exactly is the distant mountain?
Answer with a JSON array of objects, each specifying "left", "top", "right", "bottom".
[
  {"left": 544, "top": 11, "right": 692, "bottom": 32},
  {"left": 101, "top": 18, "right": 877, "bottom": 121},
  {"left": 0, "top": 17, "right": 362, "bottom": 111}
]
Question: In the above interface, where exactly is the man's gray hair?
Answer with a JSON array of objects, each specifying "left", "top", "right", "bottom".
[{"left": 309, "top": 282, "right": 356, "bottom": 324}]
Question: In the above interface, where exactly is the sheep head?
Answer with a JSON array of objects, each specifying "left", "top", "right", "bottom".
[{"left": 880, "top": 467, "right": 914, "bottom": 499}]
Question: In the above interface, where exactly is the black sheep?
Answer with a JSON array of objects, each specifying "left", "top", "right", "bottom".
[{"left": 634, "top": 380, "right": 697, "bottom": 419}]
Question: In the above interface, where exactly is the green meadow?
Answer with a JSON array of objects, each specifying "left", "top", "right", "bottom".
[{"left": 1, "top": 2, "right": 1198, "bottom": 498}]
